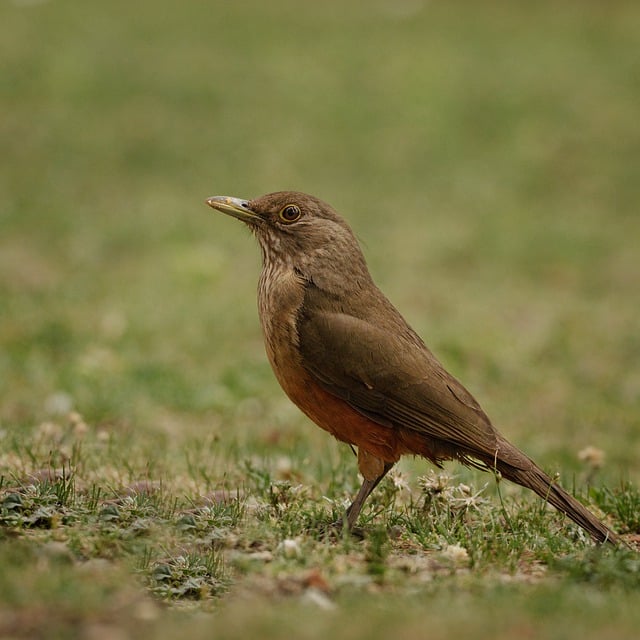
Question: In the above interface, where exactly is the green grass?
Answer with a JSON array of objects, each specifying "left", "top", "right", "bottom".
[{"left": 1, "top": 0, "right": 640, "bottom": 637}]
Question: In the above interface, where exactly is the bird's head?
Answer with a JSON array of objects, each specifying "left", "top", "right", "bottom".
[{"left": 206, "top": 191, "right": 369, "bottom": 281}]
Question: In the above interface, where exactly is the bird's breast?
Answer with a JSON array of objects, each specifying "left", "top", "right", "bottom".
[
  {"left": 255, "top": 263, "right": 405, "bottom": 463},
  {"left": 257, "top": 264, "right": 305, "bottom": 356},
  {"left": 256, "top": 264, "right": 322, "bottom": 420}
]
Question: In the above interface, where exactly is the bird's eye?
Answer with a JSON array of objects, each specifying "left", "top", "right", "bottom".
[{"left": 278, "top": 204, "right": 302, "bottom": 223}]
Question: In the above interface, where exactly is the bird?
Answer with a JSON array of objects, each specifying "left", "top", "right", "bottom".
[{"left": 206, "top": 190, "right": 619, "bottom": 545}]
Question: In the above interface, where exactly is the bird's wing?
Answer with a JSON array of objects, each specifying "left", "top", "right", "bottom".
[{"left": 297, "top": 285, "right": 511, "bottom": 462}]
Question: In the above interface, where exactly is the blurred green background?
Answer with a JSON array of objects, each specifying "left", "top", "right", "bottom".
[
  {"left": 2, "top": 0, "right": 638, "bottom": 473},
  {"left": 2, "top": 0, "right": 640, "bottom": 636}
]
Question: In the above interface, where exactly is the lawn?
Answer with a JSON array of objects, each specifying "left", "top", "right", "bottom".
[{"left": 1, "top": 0, "right": 639, "bottom": 637}]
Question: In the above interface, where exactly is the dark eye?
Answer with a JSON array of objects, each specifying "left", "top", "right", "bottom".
[{"left": 278, "top": 204, "right": 302, "bottom": 223}]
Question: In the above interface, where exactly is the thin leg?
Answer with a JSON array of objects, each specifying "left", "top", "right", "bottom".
[{"left": 344, "top": 462, "right": 394, "bottom": 531}]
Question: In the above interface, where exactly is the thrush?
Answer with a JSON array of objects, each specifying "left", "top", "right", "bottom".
[{"left": 206, "top": 190, "right": 619, "bottom": 545}]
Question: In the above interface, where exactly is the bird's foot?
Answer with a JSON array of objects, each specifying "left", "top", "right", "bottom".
[{"left": 316, "top": 518, "right": 366, "bottom": 541}]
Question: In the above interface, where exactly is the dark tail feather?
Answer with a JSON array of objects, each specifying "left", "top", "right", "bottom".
[{"left": 498, "top": 462, "right": 619, "bottom": 546}]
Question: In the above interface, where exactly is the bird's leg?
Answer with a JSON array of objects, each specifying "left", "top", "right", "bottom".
[
  {"left": 343, "top": 450, "right": 394, "bottom": 531},
  {"left": 344, "top": 472, "right": 389, "bottom": 530}
]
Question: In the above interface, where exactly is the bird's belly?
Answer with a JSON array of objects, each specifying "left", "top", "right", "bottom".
[{"left": 271, "top": 350, "right": 403, "bottom": 464}]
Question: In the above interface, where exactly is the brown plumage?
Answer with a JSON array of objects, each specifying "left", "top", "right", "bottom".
[{"left": 206, "top": 190, "right": 619, "bottom": 545}]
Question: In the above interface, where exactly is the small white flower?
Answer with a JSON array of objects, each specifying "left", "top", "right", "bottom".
[
  {"left": 450, "top": 483, "right": 488, "bottom": 511},
  {"left": 441, "top": 544, "right": 470, "bottom": 567},
  {"left": 277, "top": 538, "right": 302, "bottom": 558},
  {"left": 35, "top": 421, "right": 63, "bottom": 440},
  {"left": 391, "top": 470, "right": 412, "bottom": 494},
  {"left": 418, "top": 471, "right": 454, "bottom": 496},
  {"left": 578, "top": 446, "right": 605, "bottom": 469}
]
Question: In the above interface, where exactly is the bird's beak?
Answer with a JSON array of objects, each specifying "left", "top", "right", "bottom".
[{"left": 205, "top": 196, "right": 262, "bottom": 225}]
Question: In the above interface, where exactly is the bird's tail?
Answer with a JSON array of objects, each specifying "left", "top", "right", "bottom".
[{"left": 496, "top": 457, "right": 619, "bottom": 546}]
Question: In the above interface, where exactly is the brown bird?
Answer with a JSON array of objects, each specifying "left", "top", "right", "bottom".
[{"left": 206, "top": 191, "right": 619, "bottom": 545}]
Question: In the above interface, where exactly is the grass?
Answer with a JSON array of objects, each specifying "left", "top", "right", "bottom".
[{"left": 1, "top": 0, "right": 640, "bottom": 637}]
